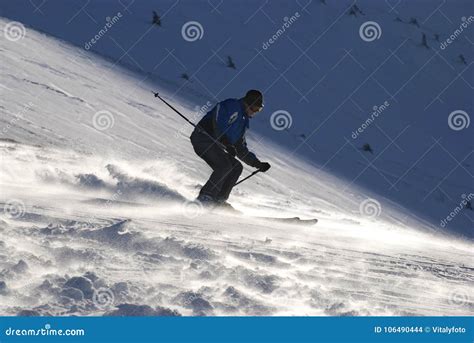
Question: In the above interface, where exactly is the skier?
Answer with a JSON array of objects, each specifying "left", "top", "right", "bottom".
[{"left": 190, "top": 89, "right": 271, "bottom": 208}]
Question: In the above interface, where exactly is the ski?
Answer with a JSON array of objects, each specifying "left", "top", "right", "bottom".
[
  {"left": 206, "top": 204, "right": 318, "bottom": 225},
  {"left": 200, "top": 201, "right": 318, "bottom": 225},
  {"left": 252, "top": 216, "right": 318, "bottom": 226}
]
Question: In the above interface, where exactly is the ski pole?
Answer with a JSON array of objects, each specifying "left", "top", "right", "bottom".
[
  {"left": 152, "top": 91, "right": 227, "bottom": 151},
  {"left": 234, "top": 169, "right": 261, "bottom": 186}
]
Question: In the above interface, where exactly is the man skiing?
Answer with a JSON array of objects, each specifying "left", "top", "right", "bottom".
[{"left": 190, "top": 89, "right": 271, "bottom": 207}]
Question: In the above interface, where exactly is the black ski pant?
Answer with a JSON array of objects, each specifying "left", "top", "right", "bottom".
[{"left": 190, "top": 130, "right": 243, "bottom": 201}]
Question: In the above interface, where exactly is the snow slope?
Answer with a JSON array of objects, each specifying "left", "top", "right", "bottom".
[
  {"left": 1, "top": 0, "right": 473, "bottom": 238},
  {"left": 1, "top": 17, "right": 473, "bottom": 316}
]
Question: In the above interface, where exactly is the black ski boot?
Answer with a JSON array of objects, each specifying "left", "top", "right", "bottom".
[{"left": 196, "top": 193, "right": 218, "bottom": 208}]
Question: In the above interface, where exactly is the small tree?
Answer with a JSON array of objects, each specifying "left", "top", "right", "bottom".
[
  {"left": 226, "top": 56, "right": 236, "bottom": 69},
  {"left": 361, "top": 143, "right": 373, "bottom": 154},
  {"left": 466, "top": 200, "right": 473, "bottom": 210},
  {"left": 152, "top": 11, "right": 161, "bottom": 26},
  {"left": 409, "top": 17, "right": 419, "bottom": 27},
  {"left": 181, "top": 73, "right": 190, "bottom": 81},
  {"left": 348, "top": 5, "right": 364, "bottom": 16},
  {"left": 420, "top": 33, "right": 429, "bottom": 49}
]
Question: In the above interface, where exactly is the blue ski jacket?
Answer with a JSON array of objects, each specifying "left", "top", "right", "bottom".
[{"left": 196, "top": 98, "right": 260, "bottom": 167}]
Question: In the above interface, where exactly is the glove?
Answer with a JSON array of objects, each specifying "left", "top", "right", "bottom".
[
  {"left": 256, "top": 161, "right": 271, "bottom": 172},
  {"left": 226, "top": 145, "right": 237, "bottom": 157}
]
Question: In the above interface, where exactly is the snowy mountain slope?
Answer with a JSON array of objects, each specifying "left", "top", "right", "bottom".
[
  {"left": 1, "top": 0, "right": 472, "bottom": 237},
  {"left": 1, "top": 18, "right": 473, "bottom": 316}
]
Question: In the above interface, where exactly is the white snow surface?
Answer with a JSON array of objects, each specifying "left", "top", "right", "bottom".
[{"left": 0, "top": 1, "right": 473, "bottom": 317}]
